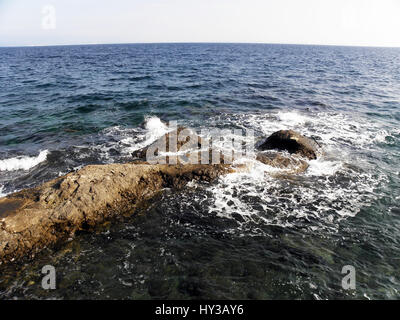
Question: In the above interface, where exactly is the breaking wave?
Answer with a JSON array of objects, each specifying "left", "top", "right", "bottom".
[
  {"left": 0, "top": 150, "right": 49, "bottom": 172},
  {"left": 0, "top": 185, "right": 7, "bottom": 197},
  {"left": 195, "top": 110, "right": 393, "bottom": 233},
  {"left": 98, "top": 116, "right": 171, "bottom": 159},
  {"left": 90, "top": 110, "right": 392, "bottom": 234}
]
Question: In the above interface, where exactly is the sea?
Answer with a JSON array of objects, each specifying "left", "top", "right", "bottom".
[{"left": 0, "top": 43, "right": 399, "bottom": 299}]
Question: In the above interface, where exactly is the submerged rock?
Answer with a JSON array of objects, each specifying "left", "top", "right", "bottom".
[
  {"left": 0, "top": 163, "right": 231, "bottom": 264},
  {"left": 258, "top": 130, "right": 318, "bottom": 160}
]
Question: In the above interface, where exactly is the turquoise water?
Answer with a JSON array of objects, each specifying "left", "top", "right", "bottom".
[{"left": 0, "top": 43, "right": 399, "bottom": 299}]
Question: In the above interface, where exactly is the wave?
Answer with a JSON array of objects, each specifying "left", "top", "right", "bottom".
[
  {"left": 306, "top": 158, "right": 342, "bottom": 176},
  {"left": 206, "top": 156, "right": 383, "bottom": 234},
  {"left": 143, "top": 116, "right": 170, "bottom": 140},
  {"left": 218, "top": 110, "right": 394, "bottom": 152},
  {"left": 0, "top": 110, "right": 383, "bottom": 235},
  {"left": 0, "top": 185, "right": 6, "bottom": 197},
  {"left": 0, "top": 109, "right": 394, "bottom": 237},
  {"left": 0, "top": 150, "right": 49, "bottom": 172},
  {"left": 120, "top": 116, "right": 171, "bottom": 154},
  {"left": 191, "top": 110, "right": 393, "bottom": 233},
  {"left": 99, "top": 116, "right": 171, "bottom": 159}
]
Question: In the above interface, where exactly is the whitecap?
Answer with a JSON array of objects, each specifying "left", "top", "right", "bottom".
[
  {"left": 0, "top": 150, "right": 49, "bottom": 172},
  {"left": 0, "top": 185, "right": 7, "bottom": 197},
  {"left": 200, "top": 109, "right": 392, "bottom": 233},
  {"left": 276, "top": 111, "right": 311, "bottom": 127},
  {"left": 101, "top": 116, "right": 172, "bottom": 157},
  {"left": 143, "top": 116, "right": 169, "bottom": 139},
  {"left": 306, "top": 158, "right": 342, "bottom": 176}
]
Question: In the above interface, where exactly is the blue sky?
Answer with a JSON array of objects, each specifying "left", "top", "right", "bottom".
[{"left": 1, "top": 0, "right": 400, "bottom": 47}]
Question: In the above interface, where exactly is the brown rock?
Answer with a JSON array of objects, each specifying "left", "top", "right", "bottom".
[
  {"left": 132, "top": 126, "right": 229, "bottom": 164},
  {"left": 0, "top": 163, "right": 231, "bottom": 264},
  {"left": 256, "top": 152, "right": 309, "bottom": 174},
  {"left": 132, "top": 127, "right": 203, "bottom": 159},
  {"left": 258, "top": 130, "right": 318, "bottom": 160}
]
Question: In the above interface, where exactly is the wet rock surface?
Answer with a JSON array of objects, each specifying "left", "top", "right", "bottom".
[
  {"left": 132, "top": 127, "right": 202, "bottom": 159},
  {"left": 0, "top": 163, "right": 230, "bottom": 264},
  {"left": 132, "top": 127, "right": 228, "bottom": 164},
  {"left": 0, "top": 129, "right": 322, "bottom": 264},
  {"left": 256, "top": 152, "right": 309, "bottom": 174},
  {"left": 258, "top": 130, "right": 319, "bottom": 160}
]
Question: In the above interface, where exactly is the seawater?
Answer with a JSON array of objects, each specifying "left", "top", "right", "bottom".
[{"left": 0, "top": 43, "right": 399, "bottom": 299}]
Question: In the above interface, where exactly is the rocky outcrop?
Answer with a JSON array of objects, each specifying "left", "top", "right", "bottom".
[
  {"left": 132, "top": 127, "right": 227, "bottom": 164},
  {"left": 256, "top": 152, "right": 309, "bottom": 174},
  {"left": 0, "top": 163, "right": 231, "bottom": 264},
  {"left": 258, "top": 130, "right": 318, "bottom": 160},
  {"left": 132, "top": 127, "right": 201, "bottom": 160},
  {"left": 0, "top": 128, "right": 323, "bottom": 264}
]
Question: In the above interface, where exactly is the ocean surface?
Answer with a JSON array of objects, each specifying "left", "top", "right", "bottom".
[{"left": 0, "top": 43, "right": 399, "bottom": 299}]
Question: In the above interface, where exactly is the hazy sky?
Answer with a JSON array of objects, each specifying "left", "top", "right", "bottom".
[{"left": 1, "top": 0, "right": 400, "bottom": 47}]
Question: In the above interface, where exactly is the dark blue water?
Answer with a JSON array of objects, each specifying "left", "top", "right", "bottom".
[{"left": 0, "top": 43, "right": 399, "bottom": 299}]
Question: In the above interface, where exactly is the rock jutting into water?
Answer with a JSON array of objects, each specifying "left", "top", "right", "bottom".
[
  {"left": 132, "top": 127, "right": 202, "bottom": 160},
  {"left": 256, "top": 152, "right": 309, "bottom": 174},
  {"left": 0, "top": 129, "right": 320, "bottom": 264},
  {"left": 255, "top": 130, "right": 320, "bottom": 174},
  {"left": 258, "top": 130, "right": 319, "bottom": 160},
  {"left": 132, "top": 126, "right": 228, "bottom": 164},
  {"left": 0, "top": 163, "right": 231, "bottom": 264}
]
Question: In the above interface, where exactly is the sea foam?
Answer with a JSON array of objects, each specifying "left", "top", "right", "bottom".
[
  {"left": 0, "top": 185, "right": 6, "bottom": 197},
  {"left": 0, "top": 150, "right": 49, "bottom": 171},
  {"left": 200, "top": 110, "right": 390, "bottom": 233},
  {"left": 121, "top": 116, "right": 171, "bottom": 155}
]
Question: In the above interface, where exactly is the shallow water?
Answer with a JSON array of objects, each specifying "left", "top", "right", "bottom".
[{"left": 0, "top": 43, "right": 399, "bottom": 299}]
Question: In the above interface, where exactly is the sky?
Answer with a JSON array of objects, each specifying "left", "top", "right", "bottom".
[{"left": 0, "top": 0, "right": 400, "bottom": 47}]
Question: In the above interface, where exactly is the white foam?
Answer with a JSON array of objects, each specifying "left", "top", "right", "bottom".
[
  {"left": 144, "top": 116, "right": 169, "bottom": 138},
  {"left": 228, "top": 110, "right": 391, "bottom": 153},
  {"left": 0, "top": 185, "right": 7, "bottom": 197},
  {"left": 306, "top": 158, "right": 342, "bottom": 176},
  {"left": 90, "top": 110, "right": 391, "bottom": 235},
  {"left": 0, "top": 150, "right": 49, "bottom": 172},
  {"left": 276, "top": 111, "right": 310, "bottom": 127},
  {"left": 101, "top": 116, "right": 172, "bottom": 157},
  {"left": 130, "top": 116, "right": 172, "bottom": 153},
  {"left": 208, "top": 159, "right": 383, "bottom": 233},
  {"left": 201, "top": 109, "right": 392, "bottom": 233}
]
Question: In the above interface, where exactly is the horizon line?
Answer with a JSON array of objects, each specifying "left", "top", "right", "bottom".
[{"left": 1, "top": 41, "right": 400, "bottom": 49}]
